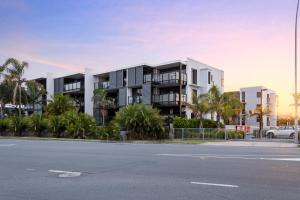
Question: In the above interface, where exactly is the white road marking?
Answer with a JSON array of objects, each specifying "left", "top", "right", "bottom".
[
  {"left": 48, "top": 170, "right": 82, "bottom": 178},
  {"left": 0, "top": 144, "right": 16, "bottom": 147},
  {"left": 191, "top": 181, "right": 239, "bottom": 188},
  {"left": 157, "top": 154, "right": 300, "bottom": 162},
  {"left": 26, "top": 168, "right": 36, "bottom": 171}
]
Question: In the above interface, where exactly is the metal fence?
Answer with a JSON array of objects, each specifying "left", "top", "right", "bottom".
[{"left": 171, "top": 128, "right": 245, "bottom": 140}]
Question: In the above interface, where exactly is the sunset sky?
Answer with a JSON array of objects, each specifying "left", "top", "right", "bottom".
[{"left": 0, "top": 0, "right": 298, "bottom": 115}]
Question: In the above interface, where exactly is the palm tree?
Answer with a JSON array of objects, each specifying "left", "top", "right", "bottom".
[
  {"left": 26, "top": 80, "right": 46, "bottom": 114},
  {"left": 207, "top": 85, "right": 223, "bottom": 127},
  {"left": 92, "top": 89, "right": 115, "bottom": 125},
  {"left": 0, "top": 80, "right": 14, "bottom": 118},
  {"left": 220, "top": 92, "right": 242, "bottom": 125},
  {"left": 207, "top": 86, "right": 242, "bottom": 127},
  {"left": 45, "top": 93, "right": 75, "bottom": 116},
  {"left": 1, "top": 58, "right": 28, "bottom": 117},
  {"left": 186, "top": 93, "right": 209, "bottom": 128}
]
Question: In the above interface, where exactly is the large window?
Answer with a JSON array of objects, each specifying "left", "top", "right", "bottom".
[
  {"left": 242, "top": 91, "right": 245, "bottom": 101},
  {"left": 192, "top": 89, "right": 197, "bottom": 98},
  {"left": 192, "top": 69, "right": 197, "bottom": 84}
]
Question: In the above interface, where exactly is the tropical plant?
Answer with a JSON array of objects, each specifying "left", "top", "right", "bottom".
[
  {"left": 92, "top": 89, "right": 115, "bottom": 125},
  {"left": 220, "top": 92, "right": 242, "bottom": 125},
  {"left": 114, "top": 104, "right": 166, "bottom": 140},
  {"left": 26, "top": 80, "right": 46, "bottom": 114},
  {"left": 0, "top": 118, "right": 10, "bottom": 135},
  {"left": 45, "top": 93, "right": 75, "bottom": 116},
  {"left": 29, "top": 114, "right": 48, "bottom": 137},
  {"left": 64, "top": 110, "right": 96, "bottom": 139},
  {"left": 1, "top": 58, "right": 28, "bottom": 117},
  {"left": 8, "top": 116, "right": 29, "bottom": 136},
  {"left": 186, "top": 93, "right": 209, "bottom": 128},
  {"left": 206, "top": 86, "right": 242, "bottom": 127},
  {"left": 48, "top": 115, "right": 66, "bottom": 137}
]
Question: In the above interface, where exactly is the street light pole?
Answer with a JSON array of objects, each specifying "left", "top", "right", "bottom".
[{"left": 295, "top": 0, "right": 299, "bottom": 144}]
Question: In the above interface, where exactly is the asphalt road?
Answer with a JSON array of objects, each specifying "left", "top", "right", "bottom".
[{"left": 0, "top": 139, "right": 300, "bottom": 200}]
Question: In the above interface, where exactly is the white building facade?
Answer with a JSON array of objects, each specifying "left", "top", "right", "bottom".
[{"left": 240, "top": 86, "right": 277, "bottom": 128}]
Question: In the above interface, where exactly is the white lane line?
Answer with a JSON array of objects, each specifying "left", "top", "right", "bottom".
[
  {"left": 48, "top": 170, "right": 82, "bottom": 178},
  {"left": 191, "top": 181, "right": 239, "bottom": 188},
  {"left": 157, "top": 154, "right": 300, "bottom": 162},
  {"left": 0, "top": 144, "right": 16, "bottom": 147}
]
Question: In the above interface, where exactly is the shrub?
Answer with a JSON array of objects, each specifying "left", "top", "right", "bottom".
[
  {"left": 115, "top": 104, "right": 165, "bottom": 140},
  {"left": 64, "top": 111, "right": 97, "bottom": 139},
  {"left": 29, "top": 114, "right": 48, "bottom": 137},
  {"left": 173, "top": 117, "right": 219, "bottom": 128},
  {"left": 48, "top": 115, "right": 66, "bottom": 137},
  {"left": 8, "top": 116, "right": 29, "bottom": 136},
  {"left": 0, "top": 118, "right": 10, "bottom": 135}
]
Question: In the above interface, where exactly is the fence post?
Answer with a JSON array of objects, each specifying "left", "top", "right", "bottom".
[
  {"left": 202, "top": 128, "right": 204, "bottom": 140},
  {"left": 181, "top": 128, "right": 184, "bottom": 140},
  {"left": 224, "top": 129, "right": 227, "bottom": 141}
]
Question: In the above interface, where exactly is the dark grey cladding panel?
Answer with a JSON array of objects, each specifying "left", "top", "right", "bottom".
[
  {"left": 118, "top": 88, "right": 127, "bottom": 106},
  {"left": 136, "top": 66, "right": 143, "bottom": 85},
  {"left": 128, "top": 67, "right": 136, "bottom": 87},
  {"left": 116, "top": 70, "right": 123, "bottom": 88},
  {"left": 109, "top": 72, "right": 117, "bottom": 89},
  {"left": 54, "top": 78, "right": 64, "bottom": 93},
  {"left": 142, "top": 84, "right": 151, "bottom": 105}
]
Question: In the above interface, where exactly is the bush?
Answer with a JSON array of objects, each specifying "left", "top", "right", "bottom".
[
  {"left": 29, "top": 114, "right": 48, "bottom": 137},
  {"left": 173, "top": 117, "right": 219, "bottom": 128},
  {"left": 115, "top": 104, "right": 166, "bottom": 140},
  {"left": 0, "top": 118, "right": 10, "bottom": 135},
  {"left": 64, "top": 111, "right": 97, "bottom": 139},
  {"left": 48, "top": 115, "right": 66, "bottom": 137},
  {"left": 8, "top": 116, "right": 29, "bottom": 136}
]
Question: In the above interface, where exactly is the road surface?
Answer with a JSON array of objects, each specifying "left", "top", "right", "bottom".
[{"left": 0, "top": 139, "right": 300, "bottom": 200}]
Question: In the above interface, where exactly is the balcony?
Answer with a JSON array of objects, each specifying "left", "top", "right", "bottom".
[
  {"left": 94, "top": 81, "right": 110, "bottom": 89},
  {"left": 143, "top": 72, "right": 187, "bottom": 85},
  {"left": 128, "top": 96, "right": 143, "bottom": 104},
  {"left": 94, "top": 98, "right": 117, "bottom": 109},
  {"left": 64, "top": 82, "right": 83, "bottom": 93},
  {"left": 152, "top": 93, "right": 186, "bottom": 106}
]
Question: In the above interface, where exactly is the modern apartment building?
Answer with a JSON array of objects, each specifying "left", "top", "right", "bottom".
[
  {"left": 32, "top": 58, "right": 224, "bottom": 123},
  {"left": 240, "top": 86, "right": 277, "bottom": 128}
]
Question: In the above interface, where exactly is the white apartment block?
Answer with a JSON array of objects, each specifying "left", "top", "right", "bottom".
[
  {"left": 32, "top": 58, "right": 224, "bottom": 123},
  {"left": 240, "top": 86, "right": 277, "bottom": 128}
]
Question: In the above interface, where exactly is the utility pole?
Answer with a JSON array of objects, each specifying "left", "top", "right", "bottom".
[{"left": 295, "top": 0, "right": 299, "bottom": 144}]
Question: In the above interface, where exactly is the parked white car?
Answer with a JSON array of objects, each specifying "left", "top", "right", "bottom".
[{"left": 266, "top": 127, "right": 295, "bottom": 139}]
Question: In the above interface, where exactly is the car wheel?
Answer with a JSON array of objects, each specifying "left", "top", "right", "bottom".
[
  {"left": 268, "top": 132, "right": 274, "bottom": 138},
  {"left": 290, "top": 132, "right": 295, "bottom": 138}
]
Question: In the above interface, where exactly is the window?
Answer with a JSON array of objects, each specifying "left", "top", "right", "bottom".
[
  {"left": 242, "top": 92, "right": 245, "bottom": 101},
  {"left": 257, "top": 92, "right": 261, "bottom": 98},
  {"left": 267, "top": 117, "right": 270, "bottom": 126},
  {"left": 208, "top": 71, "right": 211, "bottom": 84},
  {"left": 192, "top": 89, "right": 197, "bottom": 98},
  {"left": 256, "top": 116, "right": 261, "bottom": 123},
  {"left": 192, "top": 69, "right": 197, "bottom": 84},
  {"left": 267, "top": 94, "right": 270, "bottom": 104}
]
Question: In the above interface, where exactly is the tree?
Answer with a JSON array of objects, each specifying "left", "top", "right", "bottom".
[
  {"left": 92, "top": 89, "right": 115, "bottom": 124},
  {"left": 114, "top": 104, "right": 166, "bottom": 140},
  {"left": 220, "top": 92, "right": 242, "bottom": 125},
  {"left": 186, "top": 93, "right": 209, "bottom": 128},
  {"left": 0, "top": 80, "right": 14, "bottom": 118},
  {"left": 45, "top": 93, "right": 75, "bottom": 116},
  {"left": 206, "top": 85, "right": 223, "bottom": 127},
  {"left": 206, "top": 86, "right": 242, "bottom": 127},
  {"left": 26, "top": 80, "right": 46, "bottom": 114},
  {"left": 1, "top": 58, "right": 28, "bottom": 117}
]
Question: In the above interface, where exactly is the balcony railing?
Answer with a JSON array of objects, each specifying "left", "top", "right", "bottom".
[
  {"left": 64, "top": 82, "right": 83, "bottom": 92},
  {"left": 152, "top": 93, "right": 186, "bottom": 105},
  {"left": 94, "top": 81, "right": 110, "bottom": 89},
  {"left": 128, "top": 96, "right": 143, "bottom": 104},
  {"left": 143, "top": 72, "right": 187, "bottom": 85}
]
